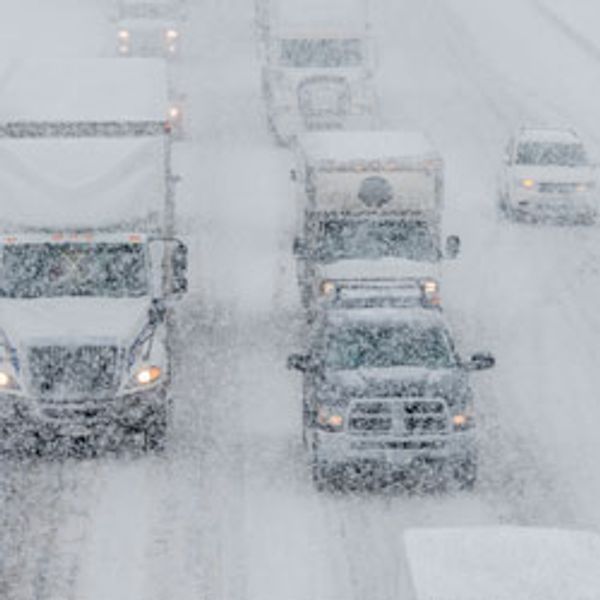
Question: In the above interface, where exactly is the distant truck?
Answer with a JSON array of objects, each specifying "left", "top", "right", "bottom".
[
  {"left": 261, "top": 0, "right": 378, "bottom": 143},
  {"left": 405, "top": 527, "right": 600, "bottom": 600},
  {"left": 0, "top": 60, "right": 187, "bottom": 452},
  {"left": 114, "top": 0, "right": 186, "bottom": 58},
  {"left": 292, "top": 131, "right": 459, "bottom": 317}
]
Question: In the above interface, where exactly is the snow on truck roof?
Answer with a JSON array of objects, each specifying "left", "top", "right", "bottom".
[
  {"left": 0, "top": 137, "right": 166, "bottom": 231},
  {"left": 405, "top": 527, "right": 600, "bottom": 600},
  {"left": 299, "top": 131, "right": 441, "bottom": 166},
  {"left": 0, "top": 59, "right": 169, "bottom": 122},
  {"left": 517, "top": 128, "right": 582, "bottom": 144}
]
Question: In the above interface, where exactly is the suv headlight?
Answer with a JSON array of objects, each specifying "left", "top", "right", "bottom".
[{"left": 134, "top": 366, "right": 162, "bottom": 386}]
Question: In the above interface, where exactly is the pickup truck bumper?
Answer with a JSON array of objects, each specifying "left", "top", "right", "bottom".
[
  {"left": 311, "top": 428, "right": 476, "bottom": 475},
  {"left": 0, "top": 385, "right": 168, "bottom": 441}
]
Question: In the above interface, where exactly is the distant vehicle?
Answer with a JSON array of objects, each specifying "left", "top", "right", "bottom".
[
  {"left": 498, "top": 127, "right": 598, "bottom": 223},
  {"left": 261, "top": 0, "right": 378, "bottom": 143},
  {"left": 287, "top": 307, "right": 494, "bottom": 490},
  {"left": 292, "top": 131, "right": 459, "bottom": 318},
  {"left": 405, "top": 527, "right": 600, "bottom": 600},
  {"left": 114, "top": 0, "right": 186, "bottom": 58},
  {"left": 0, "top": 60, "right": 187, "bottom": 453}
]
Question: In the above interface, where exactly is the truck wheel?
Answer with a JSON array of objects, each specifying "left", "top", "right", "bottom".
[
  {"left": 453, "top": 457, "right": 478, "bottom": 491},
  {"left": 142, "top": 408, "right": 168, "bottom": 453}
]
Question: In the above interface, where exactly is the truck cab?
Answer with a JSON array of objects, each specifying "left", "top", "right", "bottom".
[
  {"left": 115, "top": 0, "right": 186, "bottom": 58},
  {"left": 292, "top": 131, "right": 459, "bottom": 318},
  {"left": 261, "top": 1, "right": 377, "bottom": 143}
]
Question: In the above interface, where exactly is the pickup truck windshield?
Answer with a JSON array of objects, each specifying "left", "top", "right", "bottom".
[
  {"left": 313, "top": 219, "right": 440, "bottom": 263},
  {"left": 516, "top": 142, "right": 588, "bottom": 167},
  {"left": 0, "top": 243, "right": 148, "bottom": 299},
  {"left": 325, "top": 324, "right": 457, "bottom": 370},
  {"left": 279, "top": 38, "right": 363, "bottom": 68}
]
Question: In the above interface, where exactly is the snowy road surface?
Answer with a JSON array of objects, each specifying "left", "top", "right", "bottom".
[{"left": 1, "top": 0, "right": 600, "bottom": 598}]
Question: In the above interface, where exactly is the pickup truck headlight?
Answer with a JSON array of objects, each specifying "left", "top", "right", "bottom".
[
  {"left": 165, "top": 29, "right": 179, "bottom": 40},
  {"left": 134, "top": 365, "right": 162, "bottom": 386},
  {"left": 316, "top": 406, "right": 344, "bottom": 432}
]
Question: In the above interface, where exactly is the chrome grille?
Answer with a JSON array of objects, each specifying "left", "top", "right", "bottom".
[
  {"left": 349, "top": 399, "right": 449, "bottom": 437},
  {"left": 28, "top": 345, "right": 120, "bottom": 400}
]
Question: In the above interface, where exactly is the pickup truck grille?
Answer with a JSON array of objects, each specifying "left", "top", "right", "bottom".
[
  {"left": 348, "top": 399, "right": 449, "bottom": 437},
  {"left": 298, "top": 75, "right": 350, "bottom": 119},
  {"left": 28, "top": 345, "right": 120, "bottom": 400}
]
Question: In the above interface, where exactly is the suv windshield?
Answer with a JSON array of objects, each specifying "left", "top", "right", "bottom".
[
  {"left": 325, "top": 324, "right": 457, "bottom": 370},
  {"left": 279, "top": 38, "right": 363, "bottom": 68},
  {"left": 312, "top": 219, "right": 440, "bottom": 263},
  {"left": 0, "top": 243, "right": 148, "bottom": 299},
  {"left": 516, "top": 141, "right": 588, "bottom": 167}
]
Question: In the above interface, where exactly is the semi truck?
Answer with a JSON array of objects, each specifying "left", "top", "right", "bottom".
[{"left": 0, "top": 60, "right": 187, "bottom": 452}]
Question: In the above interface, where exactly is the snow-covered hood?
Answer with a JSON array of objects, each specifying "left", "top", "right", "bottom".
[
  {"left": 511, "top": 164, "right": 597, "bottom": 184},
  {"left": 0, "top": 297, "right": 151, "bottom": 349},
  {"left": 321, "top": 365, "right": 468, "bottom": 406},
  {"left": 316, "top": 256, "right": 441, "bottom": 282},
  {"left": 268, "top": 66, "right": 369, "bottom": 90}
]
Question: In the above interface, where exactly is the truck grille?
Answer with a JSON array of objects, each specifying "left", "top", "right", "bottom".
[
  {"left": 538, "top": 182, "right": 580, "bottom": 194},
  {"left": 28, "top": 345, "right": 120, "bottom": 400},
  {"left": 297, "top": 75, "right": 350, "bottom": 119},
  {"left": 348, "top": 399, "right": 449, "bottom": 437}
]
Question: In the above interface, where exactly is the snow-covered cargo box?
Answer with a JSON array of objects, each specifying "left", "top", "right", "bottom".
[
  {"left": 296, "top": 130, "right": 444, "bottom": 220},
  {"left": 405, "top": 527, "right": 600, "bottom": 600},
  {"left": 0, "top": 58, "right": 170, "bottom": 123}
]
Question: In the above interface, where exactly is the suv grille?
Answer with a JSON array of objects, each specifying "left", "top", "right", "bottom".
[
  {"left": 349, "top": 399, "right": 449, "bottom": 437},
  {"left": 28, "top": 345, "right": 120, "bottom": 400}
]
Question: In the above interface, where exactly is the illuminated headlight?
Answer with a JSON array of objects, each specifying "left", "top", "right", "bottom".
[
  {"left": 135, "top": 366, "right": 162, "bottom": 386},
  {"left": 165, "top": 29, "right": 179, "bottom": 40},
  {"left": 316, "top": 406, "right": 344, "bottom": 432},
  {"left": 0, "top": 371, "right": 11, "bottom": 388},
  {"left": 576, "top": 182, "right": 595, "bottom": 192},
  {"left": 118, "top": 29, "right": 130, "bottom": 40},
  {"left": 452, "top": 412, "right": 474, "bottom": 431},
  {"left": 420, "top": 278, "right": 440, "bottom": 307},
  {"left": 520, "top": 178, "right": 536, "bottom": 190},
  {"left": 320, "top": 280, "right": 337, "bottom": 297},
  {"left": 168, "top": 105, "right": 181, "bottom": 120}
]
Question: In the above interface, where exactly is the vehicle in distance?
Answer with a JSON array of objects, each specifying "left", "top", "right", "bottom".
[
  {"left": 292, "top": 131, "right": 459, "bottom": 317},
  {"left": 405, "top": 527, "right": 600, "bottom": 600},
  {"left": 287, "top": 307, "right": 494, "bottom": 490},
  {"left": 498, "top": 127, "right": 598, "bottom": 223},
  {"left": 115, "top": 0, "right": 186, "bottom": 58},
  {"left": 261, "top": 0, "right": 377, "bottom": 143}
]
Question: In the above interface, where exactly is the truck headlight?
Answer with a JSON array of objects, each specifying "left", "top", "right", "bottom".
[
  {"left": 118, "top": 29, "right": 130, "bottom": 40},
  {"left": 165, "top": 29, "right": 179, "bottom": 40},
  {"left": 320, "top": 280, "right": 337, "bottom": 297},
  {"left": 0, "top": 371, "right": 11, "bottom": 388},
  {"left": 420, "top": 278, "right": 440, "bottom": 308},
  {"left": 135, "top": 366, "right": 162, "bottom": 386},
  {"left": 316, "top": 406, "right": 344, "bottom": 432},
  {"left": 452, "top": 412, "right": 474, "bottom": 431},
  {"left": 520, "top": 178, "right": 536, "bottom": 190}
]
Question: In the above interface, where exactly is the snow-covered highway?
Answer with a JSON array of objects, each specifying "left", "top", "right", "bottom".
[{"left": 1, "top": 1, "right": 600, "bottom": 598}]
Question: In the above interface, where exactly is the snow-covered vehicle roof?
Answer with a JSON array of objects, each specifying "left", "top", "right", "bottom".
[
  {"left": 0, "top": 136, "right": 167, "bottom": 231},
  {"left": 298, "top": 131, "right": 441, "bottom": 168},
  {"left": 516, "top": 127, "right": 582, "bottom": 144},
  {"left": 0, "top": 59, "right": 169, "bottom": 122},
  {"left": 117, "top": 0, "right": 186, "bottom": 20},
  {"left": 405, "top": 527, "right": 600, "bottom": 600}
]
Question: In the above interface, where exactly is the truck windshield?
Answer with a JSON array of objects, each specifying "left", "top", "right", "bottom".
[
  {"left": 516, "top": 142, "right": 588, "bottom": 167},
  {"left": 313, "top": 219, "right": 440, "bottom": 263},
  {"left": 0, "top": 243, "right": 148, "bottom": 299},
  {"left": 279, "top": 38, "right": 363, "bottom": 68},
  {"left": 325, "top": 324, "right": 457, "bottom": 371}
]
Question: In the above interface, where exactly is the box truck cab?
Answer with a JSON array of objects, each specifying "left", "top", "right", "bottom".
[{"left": 292, "top": 131, "right": 459, "bottom": 316}]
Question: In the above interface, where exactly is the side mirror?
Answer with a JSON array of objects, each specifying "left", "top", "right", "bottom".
[
  {"left": 287, "top": 353, "right": 311, "bottom": 372},
  {"left": 293, "top": 237, "right": 308, "bottom": 258},
  {"left": 445, "top": 235, "right": 461, "bottom": 259},
  {"left": 464, "top": 352, "right": 495, "bottom": 371},
  {"left": 148, "top": 298, "right": 167, "bottom": 325},
  {"left": 171, "top": 240, "right": 188, "bottom": 295}
]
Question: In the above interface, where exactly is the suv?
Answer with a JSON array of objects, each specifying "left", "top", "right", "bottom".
[
  {"left": 498, "top": 128, "right": 598, "bottom": 223},
  {"left": 287, "top": 308, "right": 494, "bottom": 490}
]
